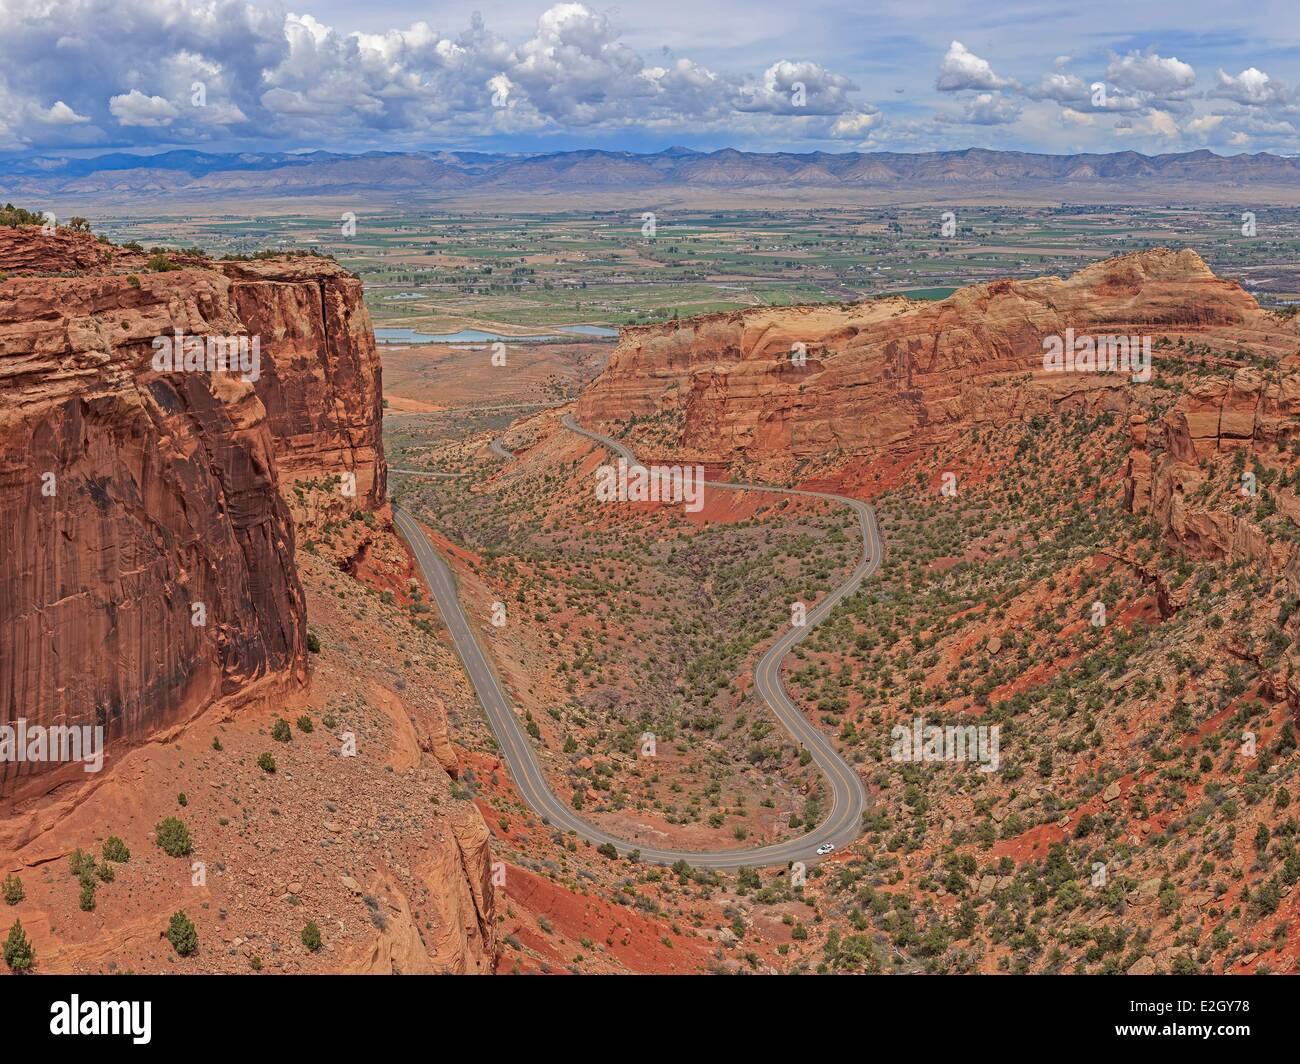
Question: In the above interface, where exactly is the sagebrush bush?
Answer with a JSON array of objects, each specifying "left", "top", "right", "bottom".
[
  {"left": 155, "top": 817, "right": 192, "bottom": 857},
  {"left": 167, "top": 911, "right": 197, "bottom": 956}
]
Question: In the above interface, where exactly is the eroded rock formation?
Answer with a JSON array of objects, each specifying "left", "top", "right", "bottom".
[
  {"left": 576, "top": 249, "right": 1256, "bottom": 471},
  {"left": 217, "top": 258, "right": 386, "bottom": 508},
  {"left": 0, "top": 227, "right": 383, "bottom": 793}
]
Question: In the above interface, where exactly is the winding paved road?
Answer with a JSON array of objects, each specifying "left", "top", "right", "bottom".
[{"left": 391, "top": 416, "right": 881, "bottom": 868}]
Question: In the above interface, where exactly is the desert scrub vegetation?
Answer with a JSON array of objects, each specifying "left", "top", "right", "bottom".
[
  {"left": 1, "top": 875, "right": 23, "bottom": 905},
  {"left": 3, "top": 919, "right": 34, "bottom": 972},
  {"left": 155, "top": 817, "right": 193, "bottom": 857},
  {"left": 102, "top": 836, "right": 130, "bottom": 863},
  {"left": 776, "top": 402, "right": 1300, "bottom": 976},
  {"left": 167, "top": 911, "right": 198, "bottom": 956}
]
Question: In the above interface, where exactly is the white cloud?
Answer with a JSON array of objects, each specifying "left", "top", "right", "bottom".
[
  {"left": 942, "top": 92, "right": 1021, "bottom": 125},
  {"left": 1214, "top": 67, "right": 1289, "bottom": 108},
  {"left": 109, "top": 90, "right": 181, "bottom": 127},
  {"left": 1186, "top": 113, "right": 1224, "bottom": 135},
  {"left": 733, "top": 60, "right": 858, "bottom": 115},
  {"left": 41, "top": 100, "right": 89, "bottom": 124},
  {"left": 1105, "top": 51, "right": 1195, "bottom": 97},
  {"left": 936, "top": 41, "right": 1011, "bottom": 92},
  {"left": 1027, "top": 71, "right": 1089, "bottom": 105},
  {"left": 830, "top": 109, "right": 881, "bottom": 137},
  {"left": 1114, "top": 108, "right": 1180, "bottom": 140}
]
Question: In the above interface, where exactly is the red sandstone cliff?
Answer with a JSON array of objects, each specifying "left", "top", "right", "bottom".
[
  {"left": 576, "top": 249, "right": 1257, "bottom": 472},
  {"left": 1125, "top": 370, "right": 1300, "bottom": 572},
  {"left": 1124, "top": 366, "right": 1300, "bottom": 703},
  {"left": 0, "top": 226, "right": 384, "bottom": 793},
  {"left": 216, "top": 257, "right": 386, "bottom": 508},
  {"left": 0, "top": 224, "right": 499, "bottom": 976}
]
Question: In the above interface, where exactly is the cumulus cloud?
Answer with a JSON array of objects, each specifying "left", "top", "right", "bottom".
[
  {"left": 1026, "top": 71, "right": 1090, "bottom": 106},
  {"left": 0, "top": 0, "right": 870, "bottom": 149},
  {"left": 939, "top": 92, "right": 1021, "bottom": 126},
  {"left": 936, "top": 41, "right": 1012, "bottom": 92},
  {"left": 830, "top": 109, "right": 881, "bottom": 138},
  {"left": 1213, "top": 67, "right": 1290, "bottom": 108},
  {"left": 109, "top": 90, "right": 181, "bottom": 127},
  {"left": 1186, "top": 113, "right": 1225, "bottom": 136},
  {"left": 41, "top": 100, "right": 90, "bottom": 124},
  {"left": 733, "top": 60, "right": 858, "bottom": 115},
  {"left": 1114, "top": 108, "right": 1180, "bottom": 140},
  {"left": 1105, "top": 51, "right": 1195, "bottom": 97}
]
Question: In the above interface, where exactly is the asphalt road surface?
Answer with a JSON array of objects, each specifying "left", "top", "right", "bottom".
[{"left": 391, "top": 416, "right": 881, "bottom": 868}]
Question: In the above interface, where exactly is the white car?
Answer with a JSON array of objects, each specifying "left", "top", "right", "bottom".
[{"left": 815, "top": 843, "right": 835, "bottom": 856}]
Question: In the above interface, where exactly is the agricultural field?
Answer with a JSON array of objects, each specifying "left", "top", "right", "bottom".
[{"left": 93, "top": 204, "right": 1300, "bottom": 343}]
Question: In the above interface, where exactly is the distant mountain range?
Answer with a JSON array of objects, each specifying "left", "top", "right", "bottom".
[{"left": 5, "top": 147, "right": 1300, "bottom": 205}]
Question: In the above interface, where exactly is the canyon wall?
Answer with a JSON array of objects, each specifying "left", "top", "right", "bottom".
[
  {"left": 576, "top": 249, "right": 1257, "bottom": 470},
  {"left": 1124, "top": 368, "right": 1300, "bottom": 713},
  {"left": 0, "top": 226, "right": 382, "bottom": 793},
  {"left": 1126, "top": 370, "right": 1300, "bottom": 572},
  {"left": 575, "top": 246, "right": 1299, "bottom": 707},
  {"left": 218, "top": 258, "right": 386, "bottom": 509}
]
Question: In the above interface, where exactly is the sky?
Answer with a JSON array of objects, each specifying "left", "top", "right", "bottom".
[{"left": 1, "top": 0, "right": 1299, "bottom": 158}]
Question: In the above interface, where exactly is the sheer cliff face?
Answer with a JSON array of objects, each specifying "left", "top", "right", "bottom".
[
  {"left": 575, "top": 249, "right": 1257, "bottom": 469},
  {"left": 217, "top": 259, "right": 387, "bottom": 508},
  {"left": 0, "top": 228, "right": 383, "bottom": 793}
]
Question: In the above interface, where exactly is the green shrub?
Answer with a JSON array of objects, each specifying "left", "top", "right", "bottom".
[
  {"left": 166, "top": 911, "right": 197, "bottom": 956},
  {"left": 146, "top": 253, "right": 180, "bottom": 272},
  {"left": 306, "top": 630, "right": 321, "bottom": 653},
  {"left": 68, "top": 848, "right": 94, "bottom": 877},
  {"left": 271, "top": 718, "right": 291, "bottom": 743},
  {"left": 0, "top": 203, "right": 45, "bottom": 228},
  {"left": 3, "top": 920, "right": 34, "bottom": 972},
  {"left": 257, "top": 752, "right": 276, "bottom": 773},
  {"left": 301, "top": 921, "right": 322, "bottom": 952},
  {"left": 79, "top": 879, "right": 96, "bottom": 912},
  {"left": 101, "top": 836, "right": 130, "bottom": 863},
  {"left": 2, "top": 875, "right": 24, "bottom": 905},
  {"left": 296, "top": 715, "right": 314, "bottom": 733},
  {"left": 154, "top": 817, "right": 192, "bottom": 857}
]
